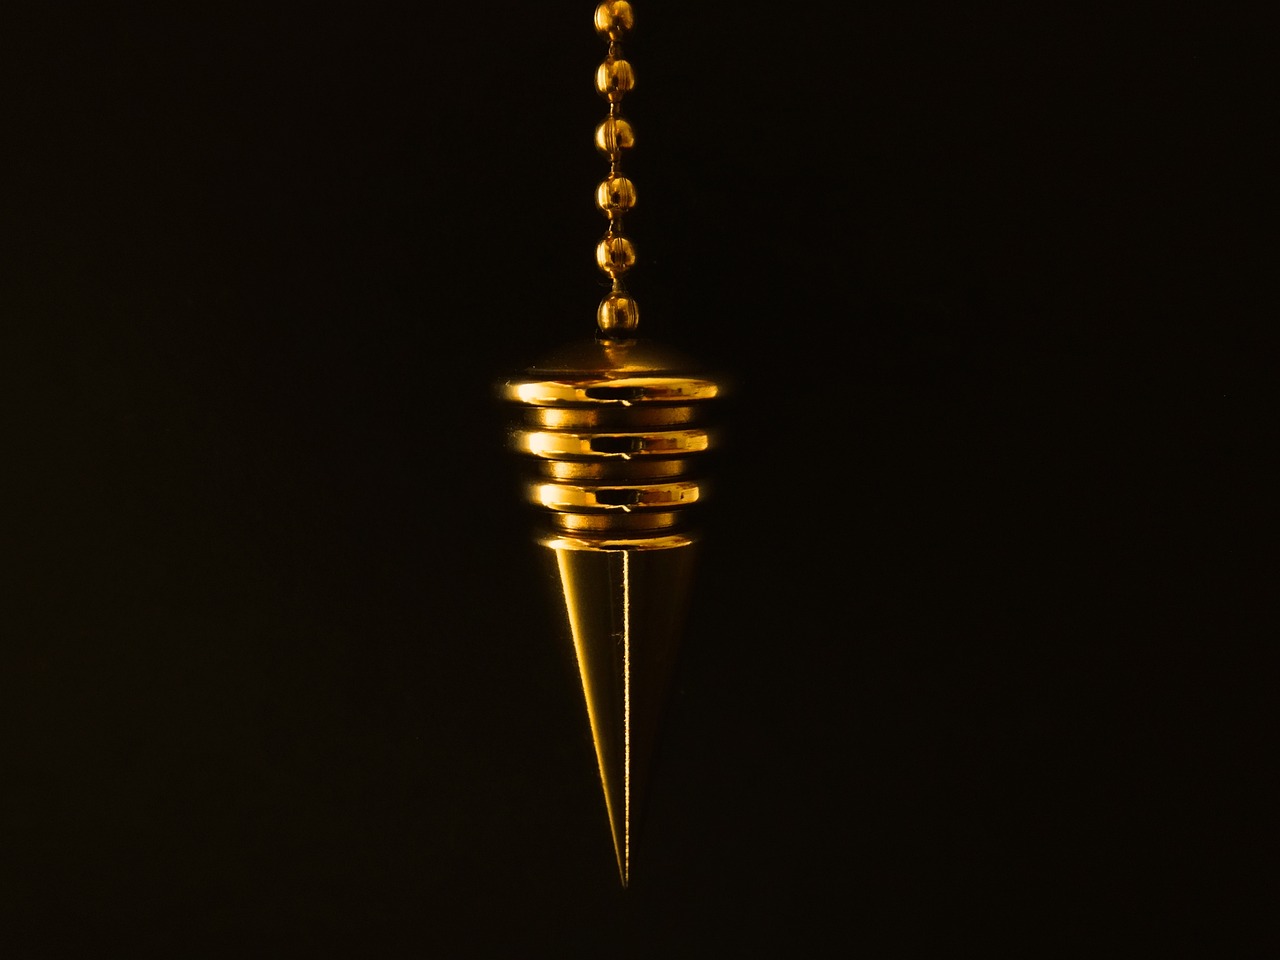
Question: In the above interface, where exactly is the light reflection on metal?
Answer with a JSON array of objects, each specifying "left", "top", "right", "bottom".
[
  {"left": 504, "top": 341, "right": 718, "bottom": 886},
  {"left": 499, "top": 4, "right": 719, "bottom": 886}
]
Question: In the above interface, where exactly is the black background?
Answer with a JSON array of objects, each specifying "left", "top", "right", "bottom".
[{"left": 6, "top": 1, "right": 1269, "bottom": 955}]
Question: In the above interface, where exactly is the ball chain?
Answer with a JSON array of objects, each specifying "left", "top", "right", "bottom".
[{"left": 593, "top": 2, "right": 640, "bottom": 337}]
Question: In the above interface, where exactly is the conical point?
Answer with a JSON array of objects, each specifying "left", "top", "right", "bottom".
[{"left": 543, "top": 533, "right": 696, "bottom": 887}]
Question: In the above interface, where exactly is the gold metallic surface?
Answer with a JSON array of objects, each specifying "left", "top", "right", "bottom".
[
  {"left": 595, "top": 236, "right": 637, "bottom": 277},
  {"left": 536, "top": 458, "right": 690, "bottom": 482},
  {"left": 596, "top": 292, "right": 641, "bottom": 335},
  {"left": 502, "top": 338, "right": 721, "bottom": 883},
  {"left": 503, "top": 375, "right": 719, "bottom": 405},
  {"left": 596, "top": 176, "right": 637, "bottom": 217},
  {"left": 522, "top": 402, "right": 694, "bottom": 430},
  {"left": 594, "top": 1, "right": 635, "bottom": 41},
  {"left": 593, "top": 20, "right": 637, "bottom": 339},
  {"left": 595, "top": 59, "right": 635, "bottom": 101},
  {"left": 500, "top": 3, "right": 720, "bottom": 887},
  {"left": 595, "top": 117, "right": 635, "bottom": 158},
  {"left": 541, "top": 534, "right": 695, "bottom": 885},
  {"left": 528, "top": 480, "right": 702, "bottom": 511},
  {"left": 552, "top": 511, "right": 680, "bottom": 534},
  {"left": 543, "top": 533, "right": 695, "bottom": 552},
  {"left": 513, "top": 427, "right": 710, "bottom": 459}
]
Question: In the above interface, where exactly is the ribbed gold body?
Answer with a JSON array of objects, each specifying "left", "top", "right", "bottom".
[{"left": 502, "top": 339, "right": 718, "bottom": 539}]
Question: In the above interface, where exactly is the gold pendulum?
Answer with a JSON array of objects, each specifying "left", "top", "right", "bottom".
[{"left": 500, "top": 2, "right": 721, "bottom": 887}]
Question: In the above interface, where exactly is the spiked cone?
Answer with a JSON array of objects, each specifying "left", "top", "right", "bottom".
[
  {"left": 543, "top": 534, "right": 696, "bottom": 885},
  {"left": 503, "top": 339, "right": 719, "bottom": 884}
]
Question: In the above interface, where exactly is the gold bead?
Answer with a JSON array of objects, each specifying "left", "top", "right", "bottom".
[
  {"left": 596, "top": 176, "right": 637, "bottom": 217},
  {"left": 595, "top": 59, "right": 635, "bottom": 102},
  {"left": 596, "top": 236, "right": 636, "bottom": 276},
  {"left": 594, "top": 117, "right": 636, "bottom": 159},
  {"left": 597, "top": 292, "right": 640, "bottom": 335},
  {"left": 594, "top": 2, "right": 635, "bottom": 41}
]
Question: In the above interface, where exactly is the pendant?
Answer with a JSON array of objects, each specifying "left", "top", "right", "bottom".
[
  {"left": 502, "top": 338, "right": 720, "bottom": 886},
  {"left": 499, "top": 3, "right": 717, "bottom": 885}
]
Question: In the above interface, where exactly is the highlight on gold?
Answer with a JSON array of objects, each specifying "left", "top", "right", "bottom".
[
  {"left": 595, "top": 59, "right": 635, "bottom": 101},
  {"left": 502, "top": 339, "right": 720, "bottom": 885},
  {"left": 597, "top": 292, "right": 640, "bottom": 334},
  {"left": 592, "top": 1, "right": 639, "bottom": 338},
  {"left": 595, "top": 117, "right": 635, "bottom": 158},
  {"left": 596, "top": 236, "right": 637, "bottom": 277},
  {"left": 500, "top": 5, "right": 722, "bottom": 887},
  {"left": 594, "top": 1, "right": 635, "bottom": 41},
  {"left": 596, "top": 176, "right": 637, "bottom": 217}
]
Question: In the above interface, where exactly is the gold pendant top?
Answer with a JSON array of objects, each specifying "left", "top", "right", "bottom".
[
  {"left": 504, "top": 339, "right": 719, "bottom": 541},
  {"left": 502, "top": 6, "right": 723, "bottom": 543}
]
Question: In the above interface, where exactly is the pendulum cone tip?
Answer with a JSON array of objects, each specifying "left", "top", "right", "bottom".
[{"left": 545, "top": 535, "right": 696, "bottom": 889}]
